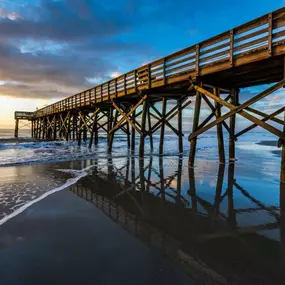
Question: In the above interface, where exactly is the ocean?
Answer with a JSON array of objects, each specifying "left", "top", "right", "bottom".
[{"left": 0, "top": 128, "right": 283, "bottom": 284}]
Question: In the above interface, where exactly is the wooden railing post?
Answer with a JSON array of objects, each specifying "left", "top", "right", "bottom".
[
  {"left": 189, "top": 90, "right": 201, "bottom": 166},
  {"left": 134, "top": 70, "right": 137, "bottom": 92},
  {"left": 195, "top": 44, "right": 200, "bottom": 76},
  {"left": 148, "top": 64, "right": 151, "bottom": 89},
  {"left": 163, "top": 58, "right": 166, "bottom": 84},
  {"left": 230, "top": 29, "right": 234, "bottom": 66},
  {"left": 124, "top": 74, "right": 127, "bottom": 95},
  {"left": 115, "top": 78, "right": 118, "bottom": 98},
  {"left": 108, "top": 82, "right": 110, "bottom": 100},
  {"left": 268, "top": 12, "right": 273, "bottom": 56}
]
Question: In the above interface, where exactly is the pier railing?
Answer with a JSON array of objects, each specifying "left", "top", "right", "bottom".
[
  {"left": 14, "top": 111, "right": 34, "bottom": 120},
  {"left": 34, "top": 7, "right": 285, "bottom": 118}
]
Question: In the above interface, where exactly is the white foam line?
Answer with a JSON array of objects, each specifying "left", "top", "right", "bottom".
[{"left": 0, "top": 165, "right": 95, "bottom": 226}]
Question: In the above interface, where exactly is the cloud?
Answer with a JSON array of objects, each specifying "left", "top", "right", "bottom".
[
  {"left": 0, "top": 7, "right": 22, "bottom": 20},
  {"left": 0, "top": 0, "right": 153, "bottom": 100}
]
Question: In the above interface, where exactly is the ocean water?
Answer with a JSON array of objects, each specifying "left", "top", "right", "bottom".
[{"left": 0, "top": 128, "right": 30, "bottom": 139}]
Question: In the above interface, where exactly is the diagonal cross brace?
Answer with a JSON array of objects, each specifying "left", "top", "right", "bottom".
[
  {"left": 149, "top": 97, "right": 191, "bottom": 135},
  {"left": 78, "top": 112, "right": 92, "bottom": 133},
  {"left": 46, "top": 116, "right": 55, "bottom": 131},
  {"left": 109, "top": 95, "right": 148, "bottom": 135},
  {"left": 188, "top": 79, "right": 285, "bottom": 141},
  {"left": 200, "top": 94, "right": 236, "bottom": 141},
  {"left": 58, "top": 111, "right": 70, "bottom": 134},
  {"left": 112, "top": 102, "right": 142, "bottom": 135},
  {"left": 79, "top": 108, "right": 100, "bottom": 132},
  {"left": 235, "top": 106, "right": 285, "bottom": 138}
]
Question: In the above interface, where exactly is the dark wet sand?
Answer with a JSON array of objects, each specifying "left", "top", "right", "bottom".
[{"left": 0, "top": 189, "right": 195, "bottom": 285}]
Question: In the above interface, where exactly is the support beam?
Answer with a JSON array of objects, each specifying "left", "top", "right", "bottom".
[
  {"left": 126, "top": 121, "right": 131, "bottom": 148},
  {"left": 83, "top": 113, "right": 88, "bottom": 142},
  {"left": 108, "top": 109, "right": 119, "bottom": 152},
  {"left": 139, "top": 100, "right": 148, "bottom": 157},
  {"left": 178, "top": 99, "right": 183, "bottom": 153},
  {"left": 159, "top": 97, "right": 167, "bottom": 155},
  {"left": 94, "top": 113, "right": 98, "bottom": 145},
  {"left": 229, "top": 89, "right": 238, "bottom": 161},
  {"left": 147, "top": 104, "right": 153, "bottom": 151},
  {"left": 281, "top": 107, "right": 285, "bottom": 183},
  {"left": 131, "top": 106, "right": 136, "bottom": 152},
  {"left": 189, "top": 90, "right": 201, "bottom": 166},
  {"left": 235, "top": 107, "right": 285, "bottom": 138},
  {"left": 189, "top": 79, "right": 285, "bottom": 141},
  {"left": 14, "top": 119, "right": 19, "bottom": 138},
  {"left": 215, "top": 88, "right": 225, "bottom": 163}
]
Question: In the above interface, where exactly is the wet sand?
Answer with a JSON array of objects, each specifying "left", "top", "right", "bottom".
[{"left": 0, "top": 189, "right": 194, "bottom": 285}]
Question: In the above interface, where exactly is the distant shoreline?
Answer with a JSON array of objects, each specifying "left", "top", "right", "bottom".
[
  {"left": 0, "top": 138, "right": 39, "bottom": 143},
  {"left": 256, "top": 140, "right": 278, "bottom": 147}
]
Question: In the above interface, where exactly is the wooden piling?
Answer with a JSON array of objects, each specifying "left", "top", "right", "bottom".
[
  {"left": 108, "top": 109, "right": 118, "bottom": 152},
  {"left": 14, "top": 119, "right": 19, "bottom": 138},
  {"left": 214, "top": 88, "right": 225, "bottom": 163},
  {"left": 89, "top": 117, "right": 95, "bottom": 149},
  {"left": 147, "top": 104, "right": 153, "bottom": 151},
  {"left": 43, "top": 118, "right": 47, "bottom": 140},
  {"left": 35, "top": 119, "right": 38, "bottom": 139},
  {"left": 83, "top": 113, "right": 87, "bottom": 142},
  {"left": 31, "top": 120, "right": 34, "bottom": 138},
  {"left": 229, "top": 89, "right": 238, "bottom": 161},
  {"left": 78, "top": 113, "right": 82, "bottom": 146},
  {"left": 281, "top": 107, "right": 285, "bottom": 183},
  {"left": 126, "top": 121, "right": 131, "bottom": 148},
  {"left": 93, "top": 112, "right": 98, "bottom": 145},
  {"left": 66, "top": 114, "right": 70, "bottom": 141},
  {"left": 139, "top": 100, "right": 147, "bottom": 157},
  {"left": 131, "top": 106, "right": 136, "bottom": 152},
  {"left": 53, "top": 115, "right": 57, "bottom": 140},
  {"left": 159, "top": 97, "right": 167, "bottom": 155},
  {"left": 281, "top": 57, "right": 285, "bottom": 182},
  {"left": 107, "top": 109, "right": 112, "bottom": 145},
  {"left": 280, "top": 179, "right": 285, "bottom": 270},
  {"left": 189, "top": 91, "right": 202, "bottom": 166},
  {"left": 178, "top": 99, "right": 183, "bottom": 153}
]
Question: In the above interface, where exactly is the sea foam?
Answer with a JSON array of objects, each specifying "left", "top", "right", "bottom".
[{"left": 0, "top": 164, "right": 95, "bottom": 226}]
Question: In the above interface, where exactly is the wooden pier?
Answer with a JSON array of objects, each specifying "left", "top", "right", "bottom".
[{"left": 15, "top": 7, "right": 285, "bottom": 178}]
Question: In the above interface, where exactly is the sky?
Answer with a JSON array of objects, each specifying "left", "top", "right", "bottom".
[{"left": 0, "top": 0, "right": 284, "bottom": 130}]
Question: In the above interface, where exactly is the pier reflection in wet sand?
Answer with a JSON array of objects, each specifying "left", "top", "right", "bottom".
[{"left": 70, "top": 156, "right": 284, "bottom": 285}]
